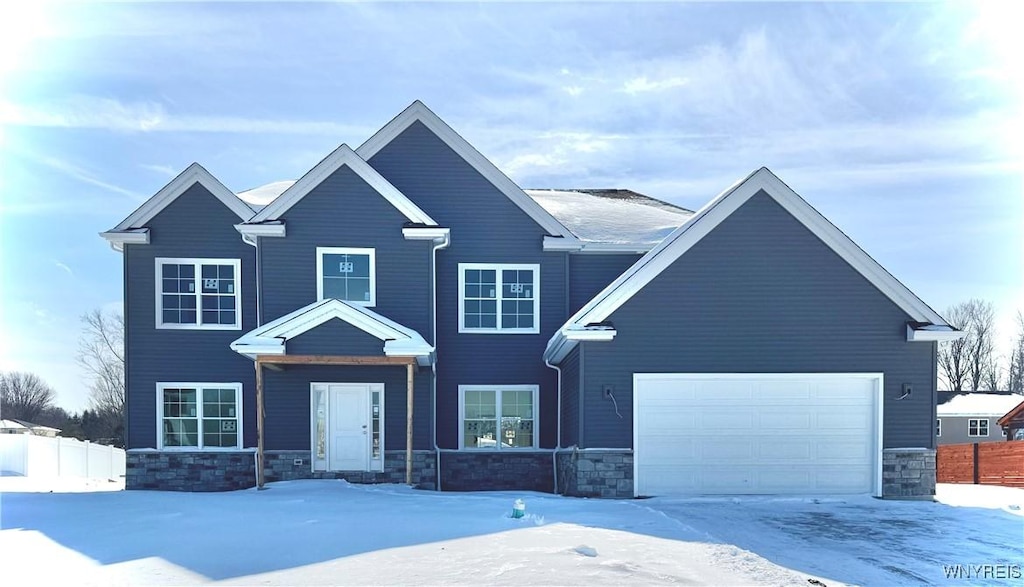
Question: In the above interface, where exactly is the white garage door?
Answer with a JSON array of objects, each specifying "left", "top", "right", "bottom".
[{"left": 633, "top": 373, "right": 881, "bottom": 497}]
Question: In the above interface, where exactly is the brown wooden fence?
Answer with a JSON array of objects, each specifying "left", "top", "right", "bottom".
[{"left": 937, "top": 441, "right": 1024, "bottom": 487}]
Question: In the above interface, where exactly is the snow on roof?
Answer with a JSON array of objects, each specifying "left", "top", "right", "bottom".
[
  {"left": 236, "top": 180, "right": 296, "bottom": 211},
  {"left": 235, "top": 181, "right": 692, "bottom": 245},
  {"left": 937, "top": 393, "right": 1024, "bottom": 417},
  {"left": 525, "top": 189, "right": 693, "bottom": 245}
]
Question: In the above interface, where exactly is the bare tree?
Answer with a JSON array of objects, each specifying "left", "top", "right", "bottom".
[
  {"left": 938, "top": 302, "right": 974, "bottom": 391},
  {"left": 76, "top": 309, "right": 125, "bottom": 428},
  {"left": 1008, "top": 312, "right": 1024, "bottom": 394},
  {"left": 967, "top": 300, "right": 996, "bottom": 391},
  {"left": 0, "top": 372, "right": 57, "bottom": 422},
  {"left": 981, "top": 354, "right": 1004, "bottom": 391}
]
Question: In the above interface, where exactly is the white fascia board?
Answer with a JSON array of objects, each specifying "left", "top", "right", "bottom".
[
  {"left": 99, "top": 228, "right": 150, "bottom": 251},
  {"left": 542, "top": 236, "right": 584, "bottom": 251},
  {"left": 356, "top": 101, "right": 576, "bottom": 239},
  {"left": 906, "top": 325, "right": 966, "bottom": 342},
  {"left": 249, "top": 144, "right": 436, "bottom": 226},
  {"left": 109, "top": 163, "right": 255, "bottom": 232},
  {"left": 564, "top": 328, "right": 617, "bottom": 341},
  {"left": 233, "top": 299, "right": 433, "bottom": 359},
  {"left": 551, "top": 167, "right": 951, "bottom": 355},
  {"left": 402, "top": 227, "right": 450, "bottom": 241},
  {"left": 236, "top": 222, "right": 286, "bottom": 238}
]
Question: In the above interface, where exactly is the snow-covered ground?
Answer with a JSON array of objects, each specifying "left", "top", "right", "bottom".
[{"left": 1, "top": 480, "right": 1021, "bottom": 586}]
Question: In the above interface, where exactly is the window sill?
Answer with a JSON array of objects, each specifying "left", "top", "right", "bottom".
[
  {"left": 156, "top": 324, "right": 242, "bottom": 331},
  {"left": 458, "top": 328, "right": 539, "bottom": 335}
]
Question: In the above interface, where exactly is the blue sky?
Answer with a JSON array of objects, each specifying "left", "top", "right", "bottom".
[{"left": 1, "top": 2, "right": 1020, "bottom": 411}]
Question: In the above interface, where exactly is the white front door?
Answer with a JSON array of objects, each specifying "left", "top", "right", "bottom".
[
  {"left": 329, "top": 384, "right": 369, "bottom": 471},
  {"left": 310, "top": 382, "right": 385, "bottom": 472}
]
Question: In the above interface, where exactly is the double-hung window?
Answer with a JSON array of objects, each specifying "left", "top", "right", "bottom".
[
  {"left": 157, "top": 258, "right": 241, "bottom": 329},
  {"left": 936, "top": 418, "right": 941, "bottom": 437},
  {"left": 157, "top": 383, "right": 242, "bottom": 449},
  {"left": 459, "top": 385, "right": 538, "bottom": 449},
  {"left": 968, "top": 418, "right": 989, "bottom": 437},
  {"left": 458, "top": 263, "right": 539, "bottom": 334},
  {"left": 316, "top": 247, "right": 376, "bottom": 305}
]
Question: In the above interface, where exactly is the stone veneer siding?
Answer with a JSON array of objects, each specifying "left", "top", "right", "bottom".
[
  {"left": 126, "top": 450, "right": 438, "bottom": 491},
  {"left": 127, "top": 451, "right": 257, "bottom": 491},
  {"left": 264, "top": 450, "right": 437, "bottom": 490},
  {"left": 439, "top": 451, "right": 553, "bottom": 492},
  {"left": 882, "top": 448, "right": 936, "bottom": 498},
  {"left": 556, "top": 449, "right": 633, "bottom": 498}
]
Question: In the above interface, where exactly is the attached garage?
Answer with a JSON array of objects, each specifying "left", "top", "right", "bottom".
[{"left": 633, "top": 373, "right": 883, "bottom": 497}]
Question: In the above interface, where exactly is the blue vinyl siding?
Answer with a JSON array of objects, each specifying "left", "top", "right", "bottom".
[
  {"left": 569, "top": 254, "right": 641, "bottom": 315},
  {"left": 579, "top": 191, "right": 935, "bottom": 449},
  {"left": 286, "top": 318, "right": 387, "bottom": 356},
  {"left": 558, "top": 345, "right": 581, "bottom": 447},
  {"left": 123, "top": 183, "right": 257, "bottom": 449},
  {"left": 367, "top": 121, "right": 562, "bottom": 449},
  {"left": 258, "top": 165, "right": 432, "bottom": 337},
  {"left": 263, "top": 365, "right": 432, "bottom": 450}
]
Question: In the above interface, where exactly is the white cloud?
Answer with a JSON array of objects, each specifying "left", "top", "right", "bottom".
[
  {"left": 622, "top": 75, "right": 689, "bottom": 94},
  {"left": 53, "top": 261, "right": 73, "bottom": 276},
  {"left": 35, "top": 155, "right": 140, "bottom": 199},
  {"left": 563, "top": 86, "right": 583, "bottom": 97},
  {"left": 0, "top": 96, "right": 375, "bottom": 136},
  {"left": 139, "top": 163, "right": 178, "bottom": 177}
]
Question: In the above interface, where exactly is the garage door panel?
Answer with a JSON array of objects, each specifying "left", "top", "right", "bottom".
[{"left": 635, "top": 374, "right": 878, "bottom": 496}]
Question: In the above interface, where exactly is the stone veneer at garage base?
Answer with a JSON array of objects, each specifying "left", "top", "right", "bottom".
[{"left": 127, "top": 447, "right": 936, "bottom": 499}]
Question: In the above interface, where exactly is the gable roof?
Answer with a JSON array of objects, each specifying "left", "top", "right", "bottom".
[
  {"left": 545, "top": 167, "right": 957, "bottom": 363},
  {"left": 230, "top": 298, "right": 433, "bottom": 364},
  {"left": 997, "top": 397, "right": 1024, "bottom": 427},
  {"left": 938, "top": 393, "right": 1024, "bottom": 418},
  {"left": 355, "top": 100, "right": 576, "bottom": 239},
  {"left": 525, "top": 188, "right": 693, "bottom": 245},
  {"left": 246, "top": 144, "right": 436, "bottom": 225},
  {"left": 105, "top": 162, "right": 255, "bottom": 233}
]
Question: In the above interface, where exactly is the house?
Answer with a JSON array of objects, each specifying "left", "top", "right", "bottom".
[
  {"left": 0, "top": 419, "right": 62, "bottom": 437},
  {"left": 996, "top": 398, "right": 1024, "bottom": 441},
  {"left": 936, "top": 392, "right": 1023, "bottom": 444},
  {"left": 101, "top": 101, "right": 962, "bottom": 498}
]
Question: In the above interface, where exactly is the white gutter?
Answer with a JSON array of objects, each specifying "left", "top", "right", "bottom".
[
  {"left": 545, "top": 357, "right": 563, "bottom": 494},
  {"left": 429, "top": 230, "right": 450, "bottom": 491}
]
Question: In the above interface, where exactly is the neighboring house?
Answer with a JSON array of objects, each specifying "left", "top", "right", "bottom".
[
  {"left": 996, "top": 399, "right": 1024, "bottom": 441},
  {"left": 101, "top": 101, "right": 962, "bottom": 499},
  {"left": 0, "top": 419, "right": 62, "bottom": 437},
  {"left": 936, "top": 393, "right": 1023, "bottom": 444}
]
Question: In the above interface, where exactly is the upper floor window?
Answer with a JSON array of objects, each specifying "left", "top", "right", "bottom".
[
  {"left": 157, "top": 383, "right": 242, "bottom": 450},
  {"left": 968, "top": 418, "right": 989, "bottom": 437},
  {"left": 156, "top": 258, "right": 241, "bottom": 330},
  {"left": 316, "top": 247, "right": 376, "bottom": 306},
  {"left": 458, "top": 263, "right": 539, "bottom": 334}
]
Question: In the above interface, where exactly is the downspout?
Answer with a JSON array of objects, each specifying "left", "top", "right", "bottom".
[
  {"left": 545, "top": 357, "right": 563, "bottom": 494},
  {"left": 241, "top": 233, "right": 261, "bottom": 474},
  {"left": 430, "top": 231, "right": 450, "bottom": 491},
  {"left": 545, "top": 250, "right": 569, "bottom": 494}
]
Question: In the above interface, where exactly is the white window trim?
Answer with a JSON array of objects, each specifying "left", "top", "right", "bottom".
[
  {"left": 458, "top": 384, "right": 539, "bottom": 450},
  {"left": 968, "top": 418, "right": 990, "bottom": 437},
  {"left": 458, "top": 263, "right": 540, "bottom": 334},
  {"left": 936, "top": 418, "right": 941, "bottom": 437},
  {"left": 156, "top": 383, "right": 244, "bottom": 450},
  {"left": 155, "top": 258, "right": 242, "bottom": 330},
  {"left": 316, "top": 247, "right": 377, "bottom": 306}
]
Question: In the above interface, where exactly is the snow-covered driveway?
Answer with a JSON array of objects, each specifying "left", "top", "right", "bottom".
[{"left": 0, "top": 480, "right": 1021, "bottom": 586}]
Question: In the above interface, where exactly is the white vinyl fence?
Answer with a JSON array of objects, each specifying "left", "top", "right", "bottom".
[{"left": 0, "top": 434, "right": 125, "bottom": 480}]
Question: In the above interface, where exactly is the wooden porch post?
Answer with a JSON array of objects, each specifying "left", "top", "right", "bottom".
[
  {"left": 255, "top": 360, "right": 265, "bottom": 489},
  {"left": 406, "top": 362, "right": 414, "bottom": 485}
]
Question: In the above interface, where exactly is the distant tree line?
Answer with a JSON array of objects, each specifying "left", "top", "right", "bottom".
[
  {"left": 0, "top": 309, "right": 125, "bottom": 446},
  {"left": 938, "top": 299, "right": 1024, "bottom": 393}
]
